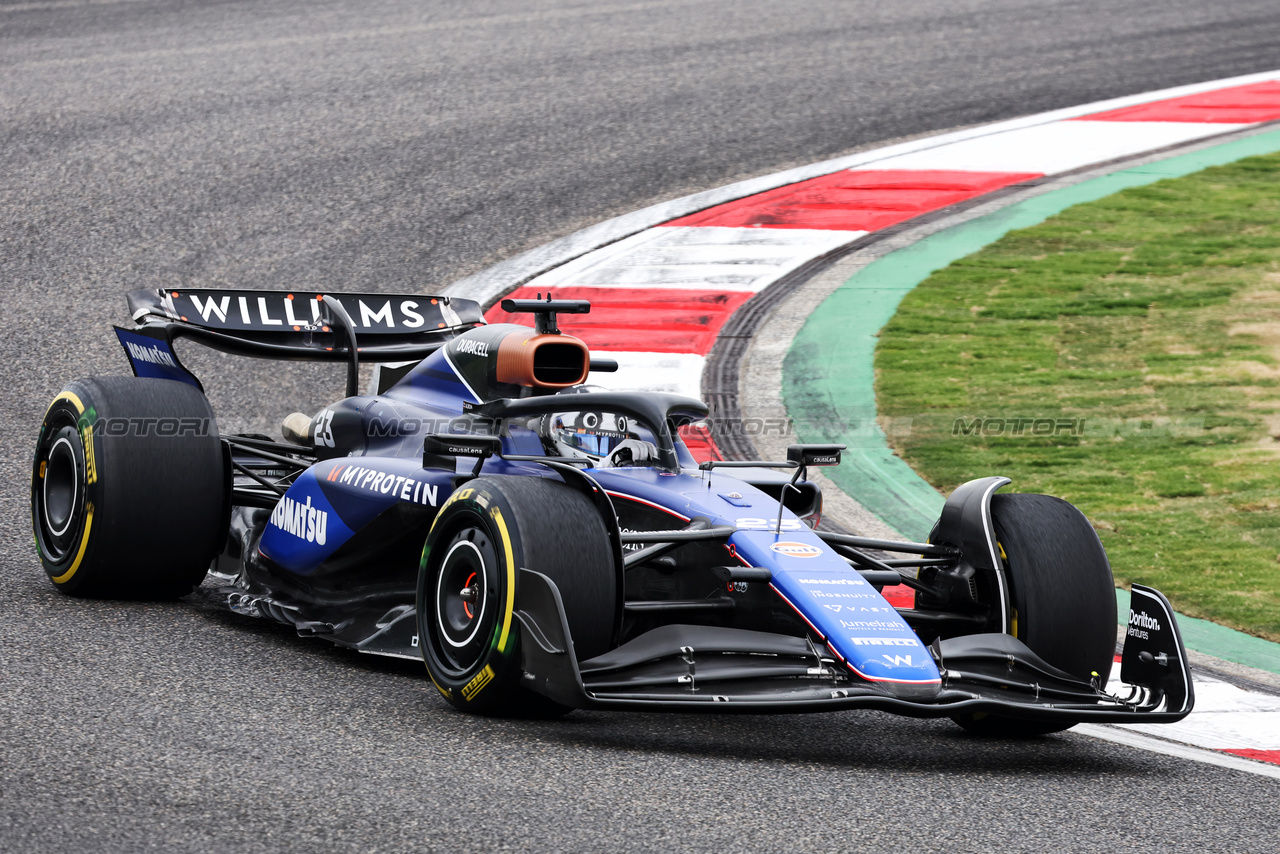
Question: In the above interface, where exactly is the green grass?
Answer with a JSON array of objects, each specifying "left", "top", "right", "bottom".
[{"left": 875, "top": 152, "right": 1280, "bottom": 641}]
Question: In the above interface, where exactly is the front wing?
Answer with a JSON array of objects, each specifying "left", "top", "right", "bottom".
[{"left": 517, "top": 570, "right": 1194, "bottom": 722}]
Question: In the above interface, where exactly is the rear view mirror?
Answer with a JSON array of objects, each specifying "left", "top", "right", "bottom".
[
  {"left": 786, "top": 444, "right": 845, "bottom": 467},
  {"left": 423, "top": 433, "right": 502, "bottom": 473}
]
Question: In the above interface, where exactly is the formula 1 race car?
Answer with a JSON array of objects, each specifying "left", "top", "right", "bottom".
[{"left": 32, "top": 289, "right": 1194, "bottom": 734}]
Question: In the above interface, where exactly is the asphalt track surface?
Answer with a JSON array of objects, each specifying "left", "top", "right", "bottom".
[{"left": 4, "top": 1, "right": 1280, "bottom": 850}]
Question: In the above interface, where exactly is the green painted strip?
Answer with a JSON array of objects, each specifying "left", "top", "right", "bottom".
[
  {"left": 1117, "top": 589, "right": 1280, "bottom": 676},
  {"left": 783, "top": 127, "right": 1280, "bottom": 672}
]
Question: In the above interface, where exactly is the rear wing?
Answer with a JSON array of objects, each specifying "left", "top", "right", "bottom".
[{"left": 119, "top": 288, "right": 485, "bottom": 393}]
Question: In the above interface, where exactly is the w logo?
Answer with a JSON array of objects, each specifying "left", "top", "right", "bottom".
[{"left": 882, "top": 654, "right": 913, "bottom": 667}]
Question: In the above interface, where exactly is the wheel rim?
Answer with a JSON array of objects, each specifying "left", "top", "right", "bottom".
[
  {"left": 34, "top": 422, "right": 85, "bottom": 563},
  {"left": 43, "top": 436, "right": 79, "bottom": 537},
  {"left": 431, "top": 525, "right": 498, "bottom": 674}
]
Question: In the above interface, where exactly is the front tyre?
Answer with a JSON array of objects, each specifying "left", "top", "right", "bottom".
[
  {"left": 31, "top": 377, "right": 227, "bottom": 599},
  {"left": 417, "top": 476, "right": 616, "bottom": 715},
  {"left": 953, "top": 492, "right": 1116, "bottom": 737}
]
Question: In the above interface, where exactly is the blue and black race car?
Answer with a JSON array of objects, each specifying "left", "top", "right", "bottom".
[{"left": 32, "top": 289, "right": 1193, "bottom": 734}]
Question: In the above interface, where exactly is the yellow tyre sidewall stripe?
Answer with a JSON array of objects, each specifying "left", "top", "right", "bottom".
[
  {"left": 42, "top": 390, "right": 93, "bottom": 585},
  {"left": 51, "top": 503, "right": 93, "bottom": 584},
  {"left": 489, "top": 504, "right": 517, "bottom": 656},
  {"left": 52, "top": 390, "right": 85, "bottom": 416}
]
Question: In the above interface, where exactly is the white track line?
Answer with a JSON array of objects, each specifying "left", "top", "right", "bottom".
[
  {"left": 1075, "top": 725, "right": 1280, "bottom": 781},
  {"left": 525, "top": 226, "right": 862, "bottom": 293},
  {"left": 868, "top": 120, "right": 1246, "bottom": 174},
  {"left": 1103, "top": 662, "right": 1280, "bottom": 772}
]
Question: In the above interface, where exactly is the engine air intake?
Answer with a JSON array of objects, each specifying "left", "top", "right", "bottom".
[
  {"left": 534, "top": 342, "right": 589, "bottom": 384},
  {"left": 496, "top": 333, "right": 590, "bottom": 389}
]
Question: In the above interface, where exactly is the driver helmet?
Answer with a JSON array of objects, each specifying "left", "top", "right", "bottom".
[
  {"left": 544, "top": 409, "right": 633, "bottom": 463},
  {"left": 539, "top": 387, "right": 654, "bottom": 466}
]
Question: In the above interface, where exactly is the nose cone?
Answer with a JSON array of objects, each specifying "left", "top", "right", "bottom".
[{"left": 877, "top": 678, "right": 942, "bottom": 702}]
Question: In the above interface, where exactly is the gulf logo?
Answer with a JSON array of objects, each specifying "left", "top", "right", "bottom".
[{"left": 770, "top": 541, "right": 823, "bottom": 559}]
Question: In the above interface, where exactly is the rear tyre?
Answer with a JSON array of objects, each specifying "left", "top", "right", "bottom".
[
  {"left": 417, "top": 476, "right": 616, "bottom": 715},
  {"left": 31, "top": 377, "right": 227, "bottom": 599},
  {"left": 952, "top": 493, "right": 1116, "bottom": 737}
]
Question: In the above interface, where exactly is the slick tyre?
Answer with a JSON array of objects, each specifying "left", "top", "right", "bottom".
[
  {"left": 418, "top": 476, "right": 616, "bottom": 715},
  {"left": 32, "top": 377, "right": 227, "bottom": 599},
  {"left": 953, "top": 493, "right": 1116, "bottom": 737}
]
